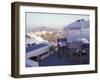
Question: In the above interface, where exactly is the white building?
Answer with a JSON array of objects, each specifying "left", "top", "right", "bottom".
[
  {"left": 25, "top": 33, "right": 51, "bottom": 67},
  {"left": 63, "top": 19, "right": 90, "bottom": 42}
]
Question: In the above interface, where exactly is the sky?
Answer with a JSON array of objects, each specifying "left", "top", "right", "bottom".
[{"left": 25, "top": 12, "right": 90, "bottom": 32}]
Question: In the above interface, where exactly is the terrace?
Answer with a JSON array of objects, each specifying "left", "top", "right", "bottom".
[{"left": 26, "top": 41, "right": 89, "bottom": 67}]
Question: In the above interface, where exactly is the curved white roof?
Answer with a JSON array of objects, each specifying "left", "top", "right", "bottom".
[{"left": 63, "top": 19, "right": 89, "bottom": 30}]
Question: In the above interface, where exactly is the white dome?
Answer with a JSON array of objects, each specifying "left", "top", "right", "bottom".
[{"left": 77, "top": 38, "right": 89, "bottom": 43}]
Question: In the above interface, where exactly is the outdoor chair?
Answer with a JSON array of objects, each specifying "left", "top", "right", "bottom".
[{"left": 72, "top": 43, "right": 89, "bottom": 64}]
